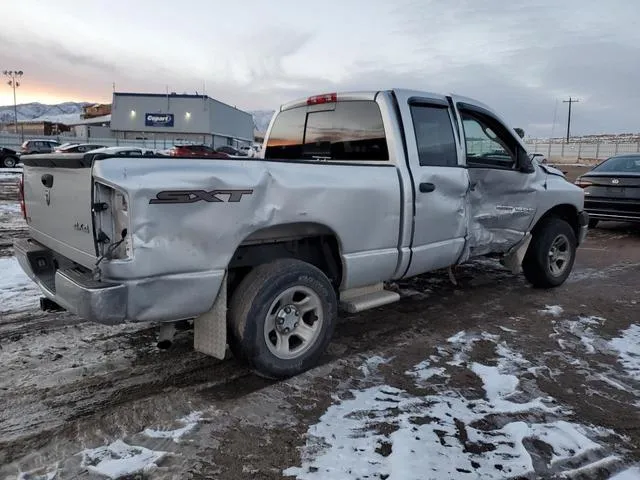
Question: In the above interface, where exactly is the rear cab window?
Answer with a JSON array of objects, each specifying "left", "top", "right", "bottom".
[{"left": 265, "top": 100, "right": 389, "bottom": 162}]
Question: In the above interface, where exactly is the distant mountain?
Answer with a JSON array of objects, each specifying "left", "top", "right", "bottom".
[{"left": 0, "top": 101, "right": 89, "bottom": 124}]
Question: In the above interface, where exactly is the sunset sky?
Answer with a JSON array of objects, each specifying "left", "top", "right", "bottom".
[{"left": 1, "top": 0, "right": 638, "bottom": 136}]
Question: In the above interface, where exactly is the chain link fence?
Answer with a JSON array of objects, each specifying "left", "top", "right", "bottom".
[{"left": 525, "top": 139, "right": 640, "bottom": 163}]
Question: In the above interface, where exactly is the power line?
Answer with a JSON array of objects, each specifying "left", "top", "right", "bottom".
[{"left": 562, "top": 97, "right": 580, "bottom": 142}]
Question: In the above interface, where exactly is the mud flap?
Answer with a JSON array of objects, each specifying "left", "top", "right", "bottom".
[
  {"left": 500, "top": 233, "right": 532, "bottom": 274},
  {"left": 194, "top": 273, "right": 227, "bottom": 360}
]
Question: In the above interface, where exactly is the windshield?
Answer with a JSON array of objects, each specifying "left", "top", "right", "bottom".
[{"left": 592, "top": 155, "right": 640, "bottom": 173}]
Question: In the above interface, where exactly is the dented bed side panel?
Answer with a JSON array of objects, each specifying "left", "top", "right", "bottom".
[{"left": 92, "top": 157, "right": 403, "bottom": 294}]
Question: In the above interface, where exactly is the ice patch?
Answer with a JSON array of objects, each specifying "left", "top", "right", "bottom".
[
  {"left": 609, "top": 325, "right": 640, "bottom": 381},
  {"left": 80, "top": 439, "right": 166, "bottom": 479},
  {"left": 540, "top": 305, "right": 564, "bottom": 316},
  {"left": 0, "top": 256, "right": 42, "bottom": 313},
  {"left": 143, "top": 411, "right": 202, "bottom": 442},
  {"left": 499, "top": 326, "right": 517, "bottom": 333}
]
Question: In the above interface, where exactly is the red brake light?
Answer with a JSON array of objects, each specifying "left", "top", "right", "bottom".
[
  {"left": 19, "top": 173, "right": 27, "bottom": 220},
  {"left": 307, "top": 93, "right": 337, "bottom": 105}
]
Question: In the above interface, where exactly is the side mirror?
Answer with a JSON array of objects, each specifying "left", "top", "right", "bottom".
[{"left": 517, "top": 147, "right": 535, "bottom": 173}]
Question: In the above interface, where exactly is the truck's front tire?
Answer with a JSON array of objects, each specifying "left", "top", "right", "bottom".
[
  {"left": 228, "top": 259, "right": 338, "bottom": 379},
  {"left": 522, "top": 217, "right": 577, "bottom": 288}
]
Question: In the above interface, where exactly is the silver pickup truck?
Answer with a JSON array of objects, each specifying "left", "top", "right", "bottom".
[{"left": 14, "top": 89, "right": 588, "bottom": 378}]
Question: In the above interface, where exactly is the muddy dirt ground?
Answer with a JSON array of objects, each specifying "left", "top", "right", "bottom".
[{"left": 0, "top": 166, "right": 639, "bottom": 479}]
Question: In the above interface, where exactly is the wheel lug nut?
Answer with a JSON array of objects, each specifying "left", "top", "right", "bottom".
[
  {"left": 285, "top": 307, "right": 291, "bottom": 314},
  {"left": 277, "top": 318, "right": 284, "bottom": 325},
  {"left": 294, "top": 322, "right": 298, "bottom": 328},
  {"left": 284, "top": 327, "right": 290, "bottom": 333}
]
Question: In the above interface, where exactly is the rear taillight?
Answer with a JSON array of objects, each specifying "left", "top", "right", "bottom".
[
  {"left": 18, "top": 174, "right": 27, "bottom": 220},
  {"left": 574, "top": 178, "right": 593, "bottom": 188},
  {"left": 94, "top": 183, "right": 132, "bottom": 261},
  {"left": 307, "top": 93, "right": 337, "bottom": 105}
]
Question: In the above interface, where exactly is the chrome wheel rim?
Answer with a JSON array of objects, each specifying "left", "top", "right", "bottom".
[
  {"left": 548, "top": 234, "right": 571, "bottom": 276},
  {"left": 263, "top": 286, "right": 324, "bottom": 360}
]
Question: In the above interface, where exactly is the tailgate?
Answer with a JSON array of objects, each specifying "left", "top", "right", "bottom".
[{"left": 21, "top": 153, "right": 97, "bottom": 268}]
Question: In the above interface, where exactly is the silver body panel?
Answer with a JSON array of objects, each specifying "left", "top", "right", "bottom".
[{"left": 17, "top": 88, "right": 587, "bottom": 325}]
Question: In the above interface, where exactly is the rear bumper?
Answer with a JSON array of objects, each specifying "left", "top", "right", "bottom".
[
  {"left": 14, "top": 238, "right": 224, "bottom": 325},
  {"left": 584, "top": 198, "right": 640, "bottom": 223}
]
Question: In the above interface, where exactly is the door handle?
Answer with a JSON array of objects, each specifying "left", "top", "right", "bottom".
[
  {"left": 41, "top": 174, "right": 54, "bottom": 188},
  {"left": 419, "top": 182, "right": 436, "bottom": 193}
]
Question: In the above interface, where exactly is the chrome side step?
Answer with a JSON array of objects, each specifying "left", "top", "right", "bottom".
[{"left": 339, "top": 283, "right": 401, "bottom": 313}]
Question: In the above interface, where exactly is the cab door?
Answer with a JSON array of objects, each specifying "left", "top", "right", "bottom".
[
  {"left": 394, "top": 91, "right": 470, "bottom": 278},
  {"left": 450, "top": 97, "right": 542, "bottom": 258}
]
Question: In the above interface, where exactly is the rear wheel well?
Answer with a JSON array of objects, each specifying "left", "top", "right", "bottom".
[
  {"left": 532, "top": 204, "right": 580, "bottom": 239},
  {"left": 227, "top": 235, "right": 342, "bottom": 298}
]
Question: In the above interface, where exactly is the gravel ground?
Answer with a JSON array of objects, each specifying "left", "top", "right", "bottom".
[{"left": 0, "top": 166, "right": 639, "bottom": 479}]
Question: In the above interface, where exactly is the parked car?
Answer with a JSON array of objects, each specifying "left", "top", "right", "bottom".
[
  {"left": 169, "top": 144, "right": 229, "bottom": 158},
  {"left": 574, "top": 153, "right": 640, "bottom": 228},
  {"left": 238, "top": 145, "right": 254, "bottom": 157},
  {"left": 87, "top": 146, "right": 162, "bottom": 157},
  {"left": 216, "top": 145, "right": 246, "bottom": 156},
  {"left": 530, "top": 153, "right": 548, "bottom": 164},
  {"left": 20, "top": 139, "right": 61, "bottom": 155},
  {"left": 53, "top": 142, "right": 80, "bottom": 152},
  {"left": 54, "top": 143, "right": 106, "bottom": 153},
  {"left": 14, "top": 88, "right": 588, "bottom": 379},
  {"left": 0, "top": 146, "right": 20, "bottom": 168}
]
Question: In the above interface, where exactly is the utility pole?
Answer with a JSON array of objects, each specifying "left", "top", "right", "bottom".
[
  {"left": 3, "top": 70, "right": 23, "bottom": 135},
  {"left": 563, "top": 97, "right": 579, "bottom": 142}
]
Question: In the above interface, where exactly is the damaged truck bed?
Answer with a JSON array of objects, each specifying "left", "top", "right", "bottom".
[{"left": 14, "top": 89, "right": 589, "bottom": 379}]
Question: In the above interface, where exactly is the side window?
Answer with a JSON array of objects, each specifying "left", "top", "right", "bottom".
[
  {"left": 264, "top": 108, "right": 305, "bottom": 159},
  {"left": 265, "top": 101, "right": 388, "bottom": 161},
  {"left": 410, "top": 104, "right": 458, "bottom": 167},
  {"left": 460, "top": 111, "right": 516, "bottom": 169}
]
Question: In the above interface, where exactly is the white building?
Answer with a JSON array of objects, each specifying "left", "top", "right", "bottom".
[{"left": 110, "top": 92, "right": 254, "bottom": 148}]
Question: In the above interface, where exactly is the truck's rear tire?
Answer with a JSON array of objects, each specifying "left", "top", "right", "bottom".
[
  {"left": 522, "top": 217, "right": 577, "bottom": 288},
  {"left": 227, "top": 259, "right": 338, "bottom": 379}
]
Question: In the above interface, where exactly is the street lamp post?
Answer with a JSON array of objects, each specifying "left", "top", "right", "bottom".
[{"left": 3, "top": 70, "right": 23, "bottom": 136}]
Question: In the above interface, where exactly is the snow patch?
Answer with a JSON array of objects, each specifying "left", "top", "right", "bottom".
[
  {"left": 405, "top": 360, "right": 447, "bottom": 382},
  {"left": 539, "top": 305, "right": 564, "bottom": 316},
  {"left": 285, "top": 342, "right": 609, "bottom": 480},
  {"left": 610, "top": 466, "right": 640, "bottom": 479},
  {"left": 143, "top": 411, "right": 202, "bottom": 442},
  {"left": 79, "top": 439, "right": 166, "bottom": 479},
  {"left": 359, "top": 355, "right": 392, "bottom": 377},
  {"left": 609, "top": 325, "right": 640, "bottom": 381},
  {"left": 16, "top": 470, "right": 58, "bottom": 480},
  {"left": 0, "top": 256, "right": 42, "bottom": 313}
]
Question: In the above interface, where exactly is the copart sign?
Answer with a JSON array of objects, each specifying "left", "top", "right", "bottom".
[{"left": 145, "top": 113, "right": 174, "bottom": 127}]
